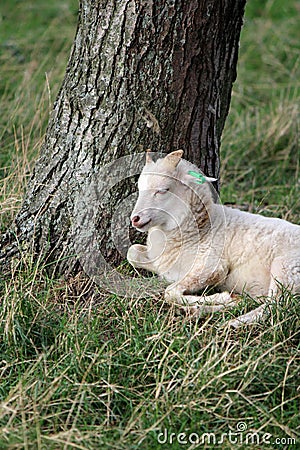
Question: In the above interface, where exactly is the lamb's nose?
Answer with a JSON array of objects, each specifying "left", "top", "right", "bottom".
[{"left": 131, "top": 215, "right": 140, "bottom": 225}]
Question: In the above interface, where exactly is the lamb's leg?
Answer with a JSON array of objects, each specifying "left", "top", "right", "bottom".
[
  {"left": 226, "top": 304, "right": 266, "bottom": 328},
  {"left": 127, "top": 244, "right": 155, "bottom": 272},
  {"left": 227, "top": 257, "right": 287, "bottom": 328},
  {"left": 165, "top": 283, "right": 238, "bottom": 316}
]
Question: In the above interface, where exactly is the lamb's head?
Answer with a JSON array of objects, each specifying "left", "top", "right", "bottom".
[{"left": 130, "top": 150, "right": 216, "bottom": 232}]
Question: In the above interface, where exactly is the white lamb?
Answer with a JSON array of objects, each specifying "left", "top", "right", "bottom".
[{"left": 127, "top": 150, "right": 300, "bottom": 327}]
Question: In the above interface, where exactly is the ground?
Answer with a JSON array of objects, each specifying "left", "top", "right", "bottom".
[{"left": 0, "top": 1, "right": 299, "bottom": 448}]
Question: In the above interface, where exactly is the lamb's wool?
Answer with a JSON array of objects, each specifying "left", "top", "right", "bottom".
[{"left": 127, "top": 151, "right": 300, "bottom": 327}]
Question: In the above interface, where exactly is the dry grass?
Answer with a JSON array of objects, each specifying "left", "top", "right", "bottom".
[{"left": 0, "top": 1, "right": 299, "bottom": 449}]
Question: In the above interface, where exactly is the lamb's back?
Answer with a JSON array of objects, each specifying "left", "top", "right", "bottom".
[{"left": 221, "top": 205, "right": 300, "bottom": 261}]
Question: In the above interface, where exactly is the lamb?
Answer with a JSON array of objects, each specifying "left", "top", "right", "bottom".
[{"left": 127, "top": 150, "right": 300, "bottom": 327}]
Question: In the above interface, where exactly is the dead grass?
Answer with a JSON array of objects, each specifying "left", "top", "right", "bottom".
[{"left": 0, "top": 0, "right": 299, "bottom": 449}]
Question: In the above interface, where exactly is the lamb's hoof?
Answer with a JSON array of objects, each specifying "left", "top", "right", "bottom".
[
  {"left": 217, "top": 291, "right": 238, "bottom": 305},
  {"left": 226, "top": 311, "right": 256, "bottom": 328},
  {"left": 164, "top": 286, "right": 184, "bottom": 305},
  {"left": 226, "top": 304, "right": 266, "bottom": 329},
  {"left": 227, "top": 317, "right": 245, "bottom": 329}
]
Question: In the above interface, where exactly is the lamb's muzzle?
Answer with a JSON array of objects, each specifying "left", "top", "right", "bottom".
[{"left": 131, "top": 214, "right": 151, "bottom": 229}]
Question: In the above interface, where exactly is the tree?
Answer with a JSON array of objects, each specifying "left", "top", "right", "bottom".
[{"left": 0, "top": 0, "right": 246, "bottom": 278}]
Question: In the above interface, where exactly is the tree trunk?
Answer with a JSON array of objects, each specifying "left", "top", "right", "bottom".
[{"left": 0, "top": 0, "right": 246, "bottom": 277}]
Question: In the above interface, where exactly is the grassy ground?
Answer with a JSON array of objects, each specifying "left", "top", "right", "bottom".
[{"left": 0, "top": 0, "right": 299, "bottom": 449}]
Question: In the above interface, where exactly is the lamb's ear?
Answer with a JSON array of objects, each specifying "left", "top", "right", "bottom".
[
  {"left": 164, "top": 150, "right": 183, "bottom": 168},
  {"left": 186, "top": 170, "right": 217, "bottom": 185},
  {"left": 145, "top": 149, "right": 153, "bottom": 164}
]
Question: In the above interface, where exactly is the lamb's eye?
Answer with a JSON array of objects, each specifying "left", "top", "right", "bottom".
[{"left": 155, "top": 188, "right": 169, "bottom": 195}]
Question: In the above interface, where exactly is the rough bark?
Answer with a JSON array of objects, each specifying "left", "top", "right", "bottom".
[{"left": 0, "top": 0, "right": 246, "bottom": 276}]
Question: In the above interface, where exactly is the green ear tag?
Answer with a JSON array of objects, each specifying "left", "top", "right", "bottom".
[{"left": 188, "top": 170, "right": 206, "bottom": 184}]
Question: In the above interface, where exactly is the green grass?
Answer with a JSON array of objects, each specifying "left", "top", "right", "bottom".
[
  {"left": 0, "top": 0, "right": 78, "bottom": 231},
  {"left": 221, "top": 0, "right": 300, "bottom": 223},
  {"left": 0, "top": 0, "right": 299, "bottom": 449},
  {"left": 1, "top": 262, "right": 299, "bottom": 449}
]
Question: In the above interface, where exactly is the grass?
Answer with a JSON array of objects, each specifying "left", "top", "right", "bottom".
[
  {"left": 221, "top": 0, "right": 300, "bottom": 223},
  {"left": 0, "top": 0, "right": 78, "bottom": 232},
  {"left": 0, "top": 0, "right": 299, "bottom": 449}
]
